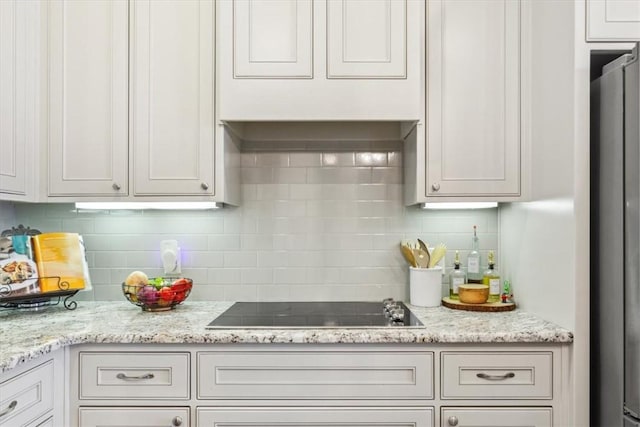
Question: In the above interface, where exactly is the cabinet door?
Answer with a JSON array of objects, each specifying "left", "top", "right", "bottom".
[
  {"left": 198, "top": 407, "right": 433, "bottom": 427},
  {"left": 441, "top": 408, "right": 552, "bottom": 427},
  {"left": 78, "top": 407, "right": 189, "bottom": 427},
  {"left": 587, "top": 0, "right": 640, "bottom": 41},
  {"left": 0, "top": 0, "right": 37, "bottom": 197},
  {"left": 48, "top": 0, "right": 129, "bottom": 196},
  {"left": 233, "top": 0, "right": 313, "bottom": 78},
  {"left": 327, "top": 0, "right": 406, "bottom": 78},
  {"left": 131, "top": 0, "right": 215, "bottom": 196},
  {"left": 426, "top": 0, "right": 520, "bottom": 197},
  {"left": 0, "top": 359, "right": 54, "bottom": 427}
]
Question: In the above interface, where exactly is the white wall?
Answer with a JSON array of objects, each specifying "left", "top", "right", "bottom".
[
  {"left": 500, "top": 0, "right": 577, "bottom": 330},
  {"left": 14, "top": 145, "right": 499, "bottom": 302},
  {"left": 500, "top": 1, "right": 590, "bottom": 425}
]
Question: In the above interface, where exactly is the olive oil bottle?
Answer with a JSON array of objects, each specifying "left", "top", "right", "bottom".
[
  {"left": 449, "top": 251, "right": 466, "bottom": 300},
  {"left": 483, "top": 251, "right": 501, "bottom": 303}
]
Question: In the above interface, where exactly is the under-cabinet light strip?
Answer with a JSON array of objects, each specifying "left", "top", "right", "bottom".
[
  {"left": 421, "top": 202, "right": 498, "bottom": 210},
  {"left": 75, "top": 202, "right": 220, "bottom": 210}
]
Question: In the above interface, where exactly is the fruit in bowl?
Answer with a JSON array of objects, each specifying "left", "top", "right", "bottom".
[{"left": 122, "top": 272, "right": 192, "bottom": 311}]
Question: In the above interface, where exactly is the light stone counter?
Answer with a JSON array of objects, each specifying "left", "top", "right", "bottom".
[{"left": 0, "top": 301, "right": 573, "bottom": 374}]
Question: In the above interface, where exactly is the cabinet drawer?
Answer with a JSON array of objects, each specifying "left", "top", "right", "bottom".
[
  {"left": 441, "top": 407, "right": 552, "bottom": 427},
  {"left": 198, "top": 407, "right": 434, "bottom": 427},
  {"left": 441, "top": 352, "right": 552, "bottom": 399},
  {"left": 30, "top": 416, "right": 54, "bottom": 427},
  {"left": 79, "top": 407, "right": 190, "bottom": 427},
  {"left": 198, "top": 350, "right": 433, "bottom": 400},
  {"left": 78, "top": 352, "right": 190, "bottom": 399},
  {"left": 0, "top": 359, "right": 54, "bottom": 427}
]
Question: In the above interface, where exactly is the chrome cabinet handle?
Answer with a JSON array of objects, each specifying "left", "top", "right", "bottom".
[
  {"left": 172, "top": 416, "right": 183, "bottom": 426},
  {"left": 112, "top": 183, "right": 121, "bottom": 191},
  {"left": 201, "top": 182, "right": 209, "bottom": 190},
  {"left": 431, "top": 183, "right": 440, "bottom": 192},
  {"left": 0, "top": 400, "right": 17, "bottom": 418},
  {"left": 116, "top": 372, "right": 154, "bottom": 381},
  {"left": 448, "top": 416, "right": 459, "bottom": 426},
  {"left": 476, "top": 372, "right": 516, "bottom": 380}
]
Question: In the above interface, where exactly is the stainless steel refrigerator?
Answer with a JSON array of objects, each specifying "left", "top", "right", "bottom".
[{"left": 592, "top": 44, "right": 640, "bottom": 427}]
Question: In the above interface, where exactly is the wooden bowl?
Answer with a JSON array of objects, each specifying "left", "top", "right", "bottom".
[{"left": 458, "top": 284, "right": 489, "bottom": 304}]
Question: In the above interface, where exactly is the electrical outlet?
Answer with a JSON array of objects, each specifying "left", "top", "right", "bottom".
[{"left": 160, "top": 240, "right": 181, "bottom": 275}]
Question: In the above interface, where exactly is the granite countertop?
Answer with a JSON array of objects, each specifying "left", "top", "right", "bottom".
[{"left": 0, "top": 301, "right": 573, "bottom": 374}]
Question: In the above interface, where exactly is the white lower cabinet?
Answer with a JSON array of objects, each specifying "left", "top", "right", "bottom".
[
  {"left": 0, "top": 351, "right": 64, "bottom": 427},
  {"left": 441, "top": 407, "right": 552, "bottom": 427},
  {"left": 0, "top": 360, "right": 53, "bottom": 427},
  {"left": 197, "top": 407, "right": 434, "bottom": 426},
  {"left": 197, "top": 349, "right": 433, "bottom": 400},
  {"left": 31, "top": 416, "right": 54, "bottom": 427},
  {"left": 78, "top": 407, "right": 189, "bottom": 427},
  {"left": 69, "top": 344, "right": 568, "bottom": 427},
  {"left": 78, "top": 351, "right": 190, "bottom": 400},
  {"left": 440, "top": 351, "right": 553, "bottom": 400}
]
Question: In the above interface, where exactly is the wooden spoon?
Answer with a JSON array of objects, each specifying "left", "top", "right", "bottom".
[
  {"left": 416, "top": 239, "right": 431, "bottom": 267},
  {"left": 429, "top": 243, "right": 447, "bottom": 268},
  {"left": 417, "top": 238, "right": 430, "bottom": 256},
  {"left": 413, "top": 248, "right": 430, "bottom": 268},
  {"left": 400, "top": 243, "right": 417, "bottom": 268}
]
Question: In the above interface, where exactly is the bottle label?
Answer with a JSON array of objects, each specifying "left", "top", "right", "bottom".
[
  {"left": 452, "top": 277, "right": 464, "bottom": 293},
  {"left": 468, "top": 258, "right": 479, "bottom": 274},
  {"left": 490, "top": 278, "right": 500, "bottom": 295}
]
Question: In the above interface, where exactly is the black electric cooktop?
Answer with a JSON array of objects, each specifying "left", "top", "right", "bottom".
[{"left": 206, "top": 301, "right": 423, "bottom": 329}]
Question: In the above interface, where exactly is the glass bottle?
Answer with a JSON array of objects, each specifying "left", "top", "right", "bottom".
[
  {"left": 449, "top": 251, "right": 466, "bottom": 300},
  {"left": 483, "top": 251, "right": 501, "bottom": 303},
  {"left": 467, "top": 225, "right": 482, "bottom": 283}
]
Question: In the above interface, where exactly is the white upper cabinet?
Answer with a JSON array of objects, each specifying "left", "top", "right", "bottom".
[
  {"left": 587, "top": 0, "right": 640, "bottom": 41},
  {"left": 326, "top": 0, "right": 406, "bottom": 78},
  {"left": 233, "top": 0, "right": 313, "bottom": 78},
  {"left": 425, "top": 0, "right": 521, "bottom": 198},
  {"left": 45, "top": 0, "right": 229, "bottom": 201},
  {"left": 0, "top": 0, "right": 37, "bottom": 199},
  {"left": 131, "top": 0, "right": 215, "bottom": 196},
  {"left": 218, "top": 0, "right": 423, "bottom": 121},
  {"left": 47, "top": 0, "right": 129, "bottom": 197}
]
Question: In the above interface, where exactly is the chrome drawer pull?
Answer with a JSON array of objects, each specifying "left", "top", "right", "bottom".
[
  {"left": 116, "top": 373, "right": 155, "bottom": 381},
  {"left": 0, "top": 400, "right": 17, "bottom": 418},
  {"left": 477, "top": 372, "right": 516, "bottom": 381}
]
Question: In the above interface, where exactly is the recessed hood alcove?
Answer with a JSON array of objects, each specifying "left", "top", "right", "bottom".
[{"left": 222, "top": 121, "right": 417, "bottom": 147}]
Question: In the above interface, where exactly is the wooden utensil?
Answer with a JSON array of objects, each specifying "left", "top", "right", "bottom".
[
  {"left": 428, "top": 243, "right": 447, "bottom": 268},
  {"left": 417, "top": 239, "right": 430, "bottom": 255},
  {"left": 400, "top": 243, "right": 418, "bottom": 268},
  {"left": 413, "top": 248, "right": 430, "bottom": 268}
]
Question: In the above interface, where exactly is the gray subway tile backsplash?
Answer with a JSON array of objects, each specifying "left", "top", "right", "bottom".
[{"left": 5, "top": 148, "right": 500, "bottom": 302}]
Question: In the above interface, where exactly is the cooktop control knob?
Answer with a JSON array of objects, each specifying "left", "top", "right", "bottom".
[{"left": 390, "top": 308, "right": 405, "bottom": 323}]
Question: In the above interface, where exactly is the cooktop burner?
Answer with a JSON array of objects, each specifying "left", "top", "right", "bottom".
[{"left": 206, "top": 300, "right": 423, "bottom": 329}]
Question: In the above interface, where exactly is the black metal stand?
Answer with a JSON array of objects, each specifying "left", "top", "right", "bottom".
[{"left": 0, "top": 276, "right": 80, "bottom": 311}]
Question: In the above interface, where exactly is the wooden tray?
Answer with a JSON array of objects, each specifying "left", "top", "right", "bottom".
[{"left": 442, "top": 297, "right": 516, "bottom": 312}]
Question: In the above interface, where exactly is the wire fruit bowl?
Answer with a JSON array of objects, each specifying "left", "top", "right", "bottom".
[{"left": 122, "top": 277, "right": 192, "bottom": 312}]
